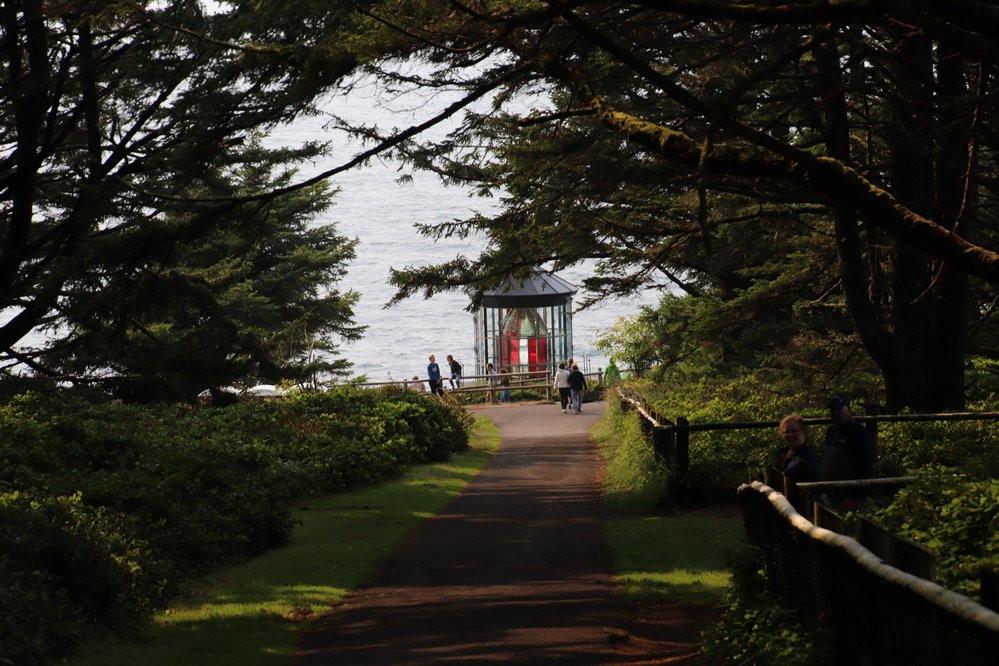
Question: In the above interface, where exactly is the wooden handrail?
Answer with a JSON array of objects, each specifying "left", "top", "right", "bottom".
[
  {"left": 615, "top": 389, "right": 999, "bottom": 431},
  {"left": 345, "top": 370, "right": 604, "bottom": 390},
  {"left": 742, "top": 481, "right": 999, "bottom": 633}
]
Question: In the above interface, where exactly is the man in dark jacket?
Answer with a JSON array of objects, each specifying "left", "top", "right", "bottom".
[
  {"left": 446, "top": 354, "right": 462, "bottom": 389},
  {"left": 822, "top": 394, "right": 874, "bottom": 508},
  {"left": 568, "top": 364, "right": 587, "bottom": 414}
]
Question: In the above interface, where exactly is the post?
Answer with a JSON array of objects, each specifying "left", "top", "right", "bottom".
[
  {"left": 865, "top": 418, "right": 879, "bottom": 448},
  {"left": 639, "top": 414, "right": 654, "bottom": 440},
  {"left": 597, "top": 367, "right": 603, "bottom": 385},
  {"left": 813, "top": 503, "right": 846, "bottom": 534},
  {"left": 782, "top": 474, "right": 796, "bottom": 510},
  {"left": 651, "top": 425, "right": 674, "bottom": 462},
  {"left": 860, "top": 403, "right": 880, "bottom": 447},
  {"left": 675, "top": 416, "right": 690, "bottom": 475},
  {"left": 982, "top": 569, "right": 999, "bottom": 612}
]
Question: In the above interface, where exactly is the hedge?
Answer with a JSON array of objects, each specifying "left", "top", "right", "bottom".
[{"left": 0, "top": 387, "right": 471, "bottom": 665}]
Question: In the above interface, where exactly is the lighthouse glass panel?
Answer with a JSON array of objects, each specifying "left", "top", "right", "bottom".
[{"left": 475, "top": 301, "right": 573, "bottom": 377}]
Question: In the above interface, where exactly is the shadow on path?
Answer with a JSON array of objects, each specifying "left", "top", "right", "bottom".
[{"left": 294, "top": 402, "right": 713, "bottom": 664}]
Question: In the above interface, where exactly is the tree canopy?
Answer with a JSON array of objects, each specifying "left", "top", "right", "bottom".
[
  {"left": 330, "top": 1, "right": 999, "bottom": 411},
  {"left": 5, "top": 1, "right": 999, "bottom": 408},
  {"left": 0, "top": 1, "right": 401, "bottom": 397}
]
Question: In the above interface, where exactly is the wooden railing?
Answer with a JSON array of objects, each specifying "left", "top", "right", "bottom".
[
  {"left": 739, "top": 481, "right": 999, "bottom": 664},
  {"left": 345, "top": 370, "right": 606, "bottom": 402},
  {"left": 616, "top": 388, "right": 999, "bottom": 475},
  {"left": 617, "top": 389, "right": 999, "bottom": 590},
  {"left": 763, "top": 467, "right": 935, "bottom": 580}
]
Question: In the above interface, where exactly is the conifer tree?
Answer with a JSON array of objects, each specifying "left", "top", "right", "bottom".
[{"left": 347, "top": 1, "right": 999, "bottom": 411}]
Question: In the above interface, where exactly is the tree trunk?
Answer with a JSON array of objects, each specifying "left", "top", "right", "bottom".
[
  {"left": 819, "top": 31, "right": 973, "bottom": 412},
  {"left": 926, "top": 45, "right": 978, "bottom": 410}
]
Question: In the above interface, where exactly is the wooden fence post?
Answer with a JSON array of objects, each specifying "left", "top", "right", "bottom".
[
  {"left": 813, "top": 503, "right": 847, "bottom": 534},
  {"left": 651, "top": 425, "right": 674, "bottom": 462},
  {"left": 981, "top": 569, "right": 999, "bottom": 612},
  {"left": 675, "top": 416, "right": 690, "bottom": 475},
  {"left": 639, "top": 413, "right": 654, "bottom": 441},
  {"left": 865, "top": 418, "right": 879, "bottom": 448}
]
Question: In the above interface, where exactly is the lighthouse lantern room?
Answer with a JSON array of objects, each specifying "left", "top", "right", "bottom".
[{"left": 473, "top": 272, "right": 576, "bottom": 377}]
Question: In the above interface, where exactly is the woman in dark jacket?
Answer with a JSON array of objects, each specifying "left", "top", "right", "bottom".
[{"left": 775, "top": 413, "right": 819, "bottom": 483}]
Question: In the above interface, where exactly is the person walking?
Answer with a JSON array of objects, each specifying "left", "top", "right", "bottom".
[
  {"left": 603, "top": 358, "right": 621, "bottom": 385},
  {"left": 567, "top": 363, "right": 587, "bottom": 414},
  {"left": 554, "top": 362, "right": 572, "bottom": 413},
  {"left": 427, "top": 355, "right": 444, "bottom": 396},
  {"left": 485, "top": 362, "right": 496, "bottom": 403},
  {"left": 446, "top": 354, "right": 463, "bottom": 389},
  {"left": 498, "top": 366, "right": 512, "bottom": 403}
]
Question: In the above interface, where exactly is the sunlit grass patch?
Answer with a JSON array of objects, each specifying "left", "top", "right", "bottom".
[
  {"left": 71, "top": 416, "right": 499, "bottom": 666},
  {"left": 606, "top": 515, "right": 744, "bottom": 604},
  {"left": 615, "top": 569, "right": 734, "bottom": 604}
]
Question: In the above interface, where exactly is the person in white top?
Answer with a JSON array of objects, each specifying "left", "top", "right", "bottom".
[{"left": 554, "top": 362, "right": 572, "bottom": 413}]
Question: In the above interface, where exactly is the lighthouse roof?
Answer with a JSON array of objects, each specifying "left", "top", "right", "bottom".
[{"left": 480, "top": 271, "right": 577, "bottom": 307}]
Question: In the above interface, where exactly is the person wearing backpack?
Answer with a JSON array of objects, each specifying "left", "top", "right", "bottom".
[{"left": 498, "top": 366, "right": 512, "bottom": 402}]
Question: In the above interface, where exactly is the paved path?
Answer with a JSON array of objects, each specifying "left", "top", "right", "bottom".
[{"left": 294, "top": 402, "right": 710, "bottom": 664}]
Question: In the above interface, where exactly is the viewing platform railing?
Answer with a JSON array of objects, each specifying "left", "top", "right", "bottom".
[{"left": 347, "top": 370, "right": 606, "bottom": 402}]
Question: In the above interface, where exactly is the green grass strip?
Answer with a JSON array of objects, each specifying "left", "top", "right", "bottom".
[
  {"left": 605, "top": 515, "right": 745, "bottom": 604},
  {"left": 72, "top": 416, "right": 500, "bottom": 666}
]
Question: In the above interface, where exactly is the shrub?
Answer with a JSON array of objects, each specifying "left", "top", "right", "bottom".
[
  {"left": 701, "top": 545, "right": 830, "bottom": 665},
  {"left": 0, "top": 386, "right": 473, "bottom": 664},
  {"left": 618, "top": 375, "right": 999, "bottom": 502},
  {"left": 869, "top": 470, "right": 999, "bottom": 600},
  {"left": 0, "top": 491, "right": 160, "bottom": 665},
  {"left": 872, "top": 411, "right": 999, "bottom": 480},
  {"left": 613, "top": 374, "right": 814, "bottom": 502},
  {"left": 594, "top": 399, "right": 671, "bottom": 511}
]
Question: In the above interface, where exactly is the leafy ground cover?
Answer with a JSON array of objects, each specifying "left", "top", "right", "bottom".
[
  {"left": 700, "top": 545, "right": 831, "bottom": 666},
  {"left": 0, "top": 387, "right": 473, "bottom": 666},
  {"left": 593, "top": 397, "right": 671, "bottom": 512},
  {"left": 628, "top": 373, "right": 999, "bottom": 500},
  {"left": 64, "top": 416, "right": 500, "bottom": 666}
]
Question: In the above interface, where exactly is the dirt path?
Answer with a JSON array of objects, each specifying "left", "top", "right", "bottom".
[{"left": 294, "top": 402, "right": 716, "bottom": 664}]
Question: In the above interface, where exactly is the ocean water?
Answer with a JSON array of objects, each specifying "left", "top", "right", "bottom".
[
  {"left": 271, "top": 80, "right": 661, "bottom": 382},
  {"left": 10, "top": 73, "right": 661, "bottom": 384}
]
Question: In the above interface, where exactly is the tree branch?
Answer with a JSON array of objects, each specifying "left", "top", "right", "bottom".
[{"left": 582, "top": 94, "right": 999, "bottom": 284}]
